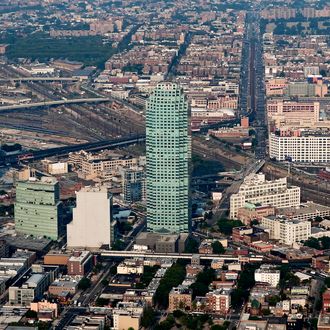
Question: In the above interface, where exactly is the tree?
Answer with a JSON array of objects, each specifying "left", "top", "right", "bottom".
[
  {"left": 95, "top": 298, "right": 109, "bottom": 306},
  {"left": 141, "top": 306, "right": 156, "bottom": 328},
  {"left": 185, "top": 237, "right": 199, "bottom": 253},
  {"left": 25, "top": 310, "right": 38, "bottom": 319},
  {"left": 325, "top": 277, "right": 330, "bottom": 288},
  {"left": 303, "top": 237, "right": 320, "bottom": 250},
  {"left": 268, "top": 295, "right": 281, "bottom": 306},
  {"left": 217, "top": 218, "right": 243, "bottom": 235},
  {"left": 101, "top": 279, "right": 109, "bottom": 286},
  {"left": 78, "top": 277, "right": 91, "bottom": 290},
  {"left": 262, "top": 308, "right": 271, "bottom": 315},
  {"left": 212, "top": 241, "right": 225, "bottom": 254}
]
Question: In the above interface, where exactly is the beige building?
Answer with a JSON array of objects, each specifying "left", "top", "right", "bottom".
[
  {"left": 67, "top": 186, "right": 113, "bottom": 250},
  {"left": 168, "top": 286, "right": 192, "bottom": 312},
  {"left": 267, "top": 100, "right": 320, "bottom": 128},
  {"left": 68, "top": 150, "right": 145, "bottom": 182},
  {"left": 112, "top": 302, "right": 143, "bottom": 330},
  {"left": 261, "top": 216, "right": 311, "bottom": 245},
  {"left": 230, "top": 174, "right": 300, "bottom": 219}
]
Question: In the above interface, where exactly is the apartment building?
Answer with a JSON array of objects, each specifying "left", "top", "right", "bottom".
[
  {"left": 261, "top": 216, "right": 311, "bottom": 245},
  {"left": 269, "top": 130, "right": 330, "bottom": 163},
  {"left": 206, "top": 288, "right": 231, "bottom": 314},
  {"left": 230, "top": 174, "right": 300, "bottom": 219},
  {"left": 254, "top": 265, "right": 280, "bottom": 287},
  {"left": 168, "top": 286, "right": 192, "bottom": 312},
  {"left": 112, "top": 302, "right": 143, "bottom": 330}
]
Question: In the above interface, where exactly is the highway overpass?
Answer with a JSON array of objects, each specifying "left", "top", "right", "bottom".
[
  {"left": 0, "top": 97, "right": 110, "bottom": 112},
  {"left": 99, "top": 250, "right": 264, "bottom": 262},
  {"left": 13, "top": 135, "right": 146, "bottom": 162},
  {"left": 0, "top": 77, "right": 80, "bottom": 82}
]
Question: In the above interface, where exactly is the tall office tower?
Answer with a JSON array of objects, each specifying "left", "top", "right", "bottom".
[
  {"left": 146, "top": 82, "right": 190, "bottom": 234},
  {"left": 15, "top": 177, "right": 62, "bottom": 240},
  {"left": 67, "top": 186, "right": 113, "bottom": 249}
]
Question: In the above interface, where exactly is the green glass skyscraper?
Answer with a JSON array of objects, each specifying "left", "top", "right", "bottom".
[
  {"left": 15, "top": 177, "right": 63, "bottom": 240},
  {"left": 146, "top": 82, "right": 190, "bottom": 234}
]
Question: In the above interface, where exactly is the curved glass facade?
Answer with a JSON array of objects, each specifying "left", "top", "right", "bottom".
[{"left": 146, "top": 82, "right": 191, "bottom": 234}]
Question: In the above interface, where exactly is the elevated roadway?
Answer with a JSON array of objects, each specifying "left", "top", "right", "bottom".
[
  {"left": 0, "top": 97, "right": 110, "bottom": 112},
  {"left": 99, "top": 250, "right": 264, "bottom": 262},
  {"left": 0, "top": 77, "right": 80, "bottom": 82},
  {"left": 18, "top": 135, "right": 146, "bottom": 161}
]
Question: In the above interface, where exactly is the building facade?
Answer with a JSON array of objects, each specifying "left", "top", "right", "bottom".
[
  {"left": 146, "top": 82, "right": 191, "bottom": 233},
  {"left": 121, "top": 167, "right": 146, "bottom": 203},
  {"left": 261, "top": 216, "right": 311, "bottom": 245},
  {"left": 269, "top": 130, "right": 330, "bottom": 163},
  {"left": 67, "top": 186, "right": 113, "bottom": 249},
  {"left": 230, "top": 174, "right": 300, "bottom": 219},
  {"left": 254, "top": 265, "right": 280, "bottom": 287},
  {"left": 206, "top": 288, "right": 231, "bottom": 314},
  {"left": 15, "top": 177, "right": 62, "bottom": 240},
  {"left": 168, "top": 286, "right": 192, "bottom": 312}
]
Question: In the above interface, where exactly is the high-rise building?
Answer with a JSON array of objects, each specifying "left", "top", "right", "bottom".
[
  {"left": 67, "top": 186, "right": 113, "bottom": 249},
  {"left": 15, "top": 177, "right": 62, "bottom": 240},
  {"left": 121, "top": 167, "right": 146, "bottom": 203},
  {"left": 146, "top": 82, "right": 190, "bottom": 234}
]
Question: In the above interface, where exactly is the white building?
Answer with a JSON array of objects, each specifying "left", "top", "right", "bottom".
[
  {"left": 67, "top": 186, "right": 113, "bottom": 249},
  {"left": 117, "top": 261, "right": 144, "bottom": 275},
  {"left": 269, "top": 131, "right": 330, "bottom": 163},
  {"left": 261, "top": 216, "right": 311, "bottom": 245},
  {"left": 230, "top": 174, "right": 300, "bottom": 218},
  {"left": 254, "top": 265, "right": 280, "bottom": 287}
]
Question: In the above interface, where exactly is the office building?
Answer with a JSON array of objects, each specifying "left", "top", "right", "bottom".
[
  {"left": 67, "top": 186, "right": 113, "bottom": 249},
  {"left": 121, "top": 167, "right": 146, "bottom": 203},
  {"left": 230, "top": 174, "right": 300, "bottom": 219},
  {"left": 15, "top": 177, "right": 63, "bottom": 240},
  {"left": 269, "top": 129, "right": 330, "bottom": 163},
  {"left": 254, "top": 265, "right": 280, "bottom": 287},
  {"left": 146, "top": 82, "right": 190, "bottom": 234},
  {"left": 261, "top": 216, "right": 311, "bottom": 245}
]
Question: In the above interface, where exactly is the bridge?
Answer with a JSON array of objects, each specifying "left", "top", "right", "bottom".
[
  {"left": 99, "top": 250, "right": 264, "bottom": 262},
  {"left": 0, "top": 97, "right": 110, "bottom": 112},
  {"left": 12, "top": 135, "right": 146, "bottom": 163},
  {"left": 0, "top": 77, "right": 80, "bottom": 82}
]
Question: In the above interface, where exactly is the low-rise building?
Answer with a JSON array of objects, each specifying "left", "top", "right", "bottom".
[
  {"left": 48, "top": 277, "right": 79, "bottom": 297},
  {"left": 67, "top": 251, "right": 93, "bottom": 276},
  {"left": 112, "top": 302, "right": 144, "bottom": 330},
  {"left": 117, "top": 260, "right": 144, "bottom": 275}
]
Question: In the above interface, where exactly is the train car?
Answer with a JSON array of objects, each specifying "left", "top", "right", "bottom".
[{"left": 17, "top": 153, "right": 34, "bottom": 161}]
